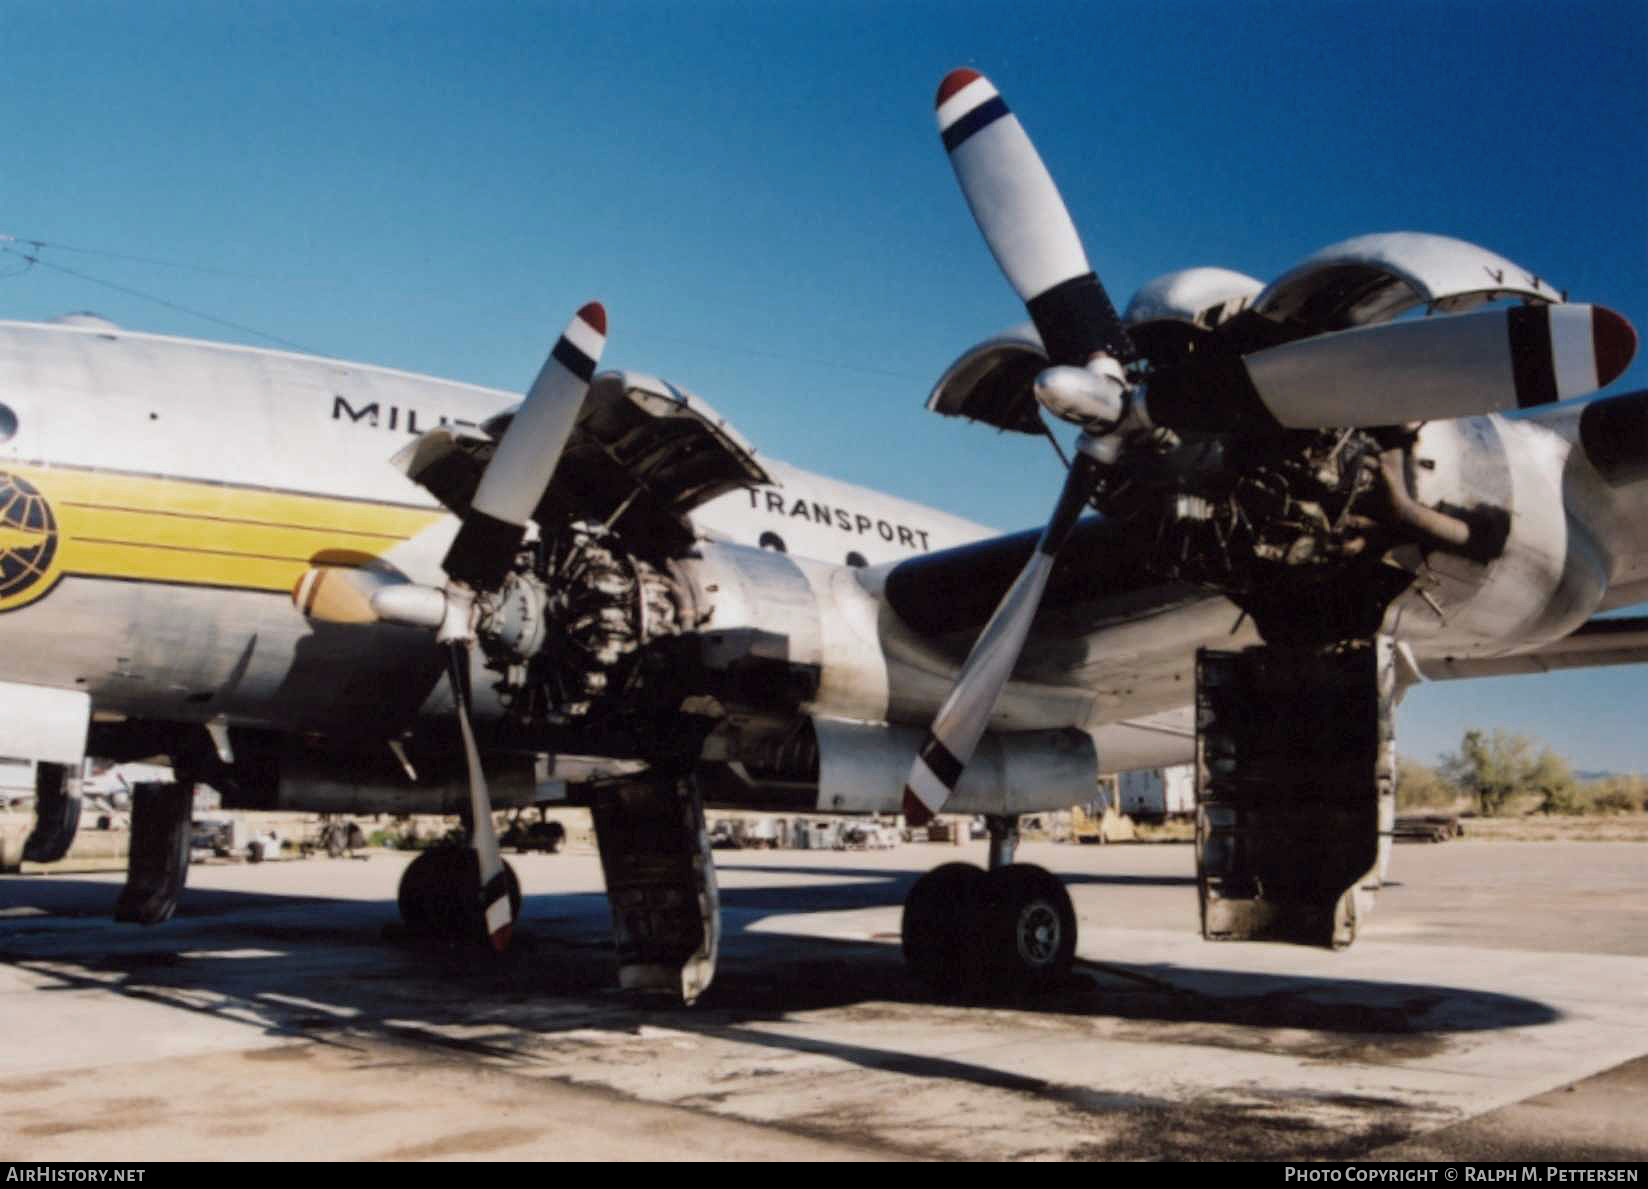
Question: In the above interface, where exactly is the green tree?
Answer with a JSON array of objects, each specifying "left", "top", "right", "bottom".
[{"left": 1439, "top": 728, "right": 1573, "bottom": 816}]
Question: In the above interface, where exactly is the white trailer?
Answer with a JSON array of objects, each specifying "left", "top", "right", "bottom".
[
  {"left": 1116, "top": 764, "right": 1197, "bottom": 820},
  {"left": 0, "top": 757, "right": 34, "bottom": 808}
]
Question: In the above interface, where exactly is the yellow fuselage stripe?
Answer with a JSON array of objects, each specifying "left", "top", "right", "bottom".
[{"left": 4, "top": 463, "right": 445, "bottom": 599}]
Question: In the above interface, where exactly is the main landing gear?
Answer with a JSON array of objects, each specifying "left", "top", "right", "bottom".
[
  {"left": 397, "top": 841, "right": 522, "bottom": 946},
  {"left": 902, "top": 815, "right": 1077, "bottom": 995}
]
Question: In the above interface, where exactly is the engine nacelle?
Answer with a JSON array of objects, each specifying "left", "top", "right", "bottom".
[
  {"left": 816, "top": 718, "right": 1097, "bottom": 816},
  {"left": 1384, "top": 416, "right": 1608, "bottom": 653},
  {"left": 703, "top": 716, "right": 1099, "bottom": 817},
  {"left": 214, "top": 731, "right": 549, "bottom": 814}
]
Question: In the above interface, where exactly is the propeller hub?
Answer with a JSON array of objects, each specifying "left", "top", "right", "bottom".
[
  {"left": 436, "top": 582, "right": 477, "bottom": 645},
  {"left": 1033, "top": 356, "right": 1128, "bottom": 432}
]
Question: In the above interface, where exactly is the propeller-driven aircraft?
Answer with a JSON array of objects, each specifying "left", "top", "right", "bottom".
[{"left": 3, "top": 70, "right": 1643, "bottom": 1003}]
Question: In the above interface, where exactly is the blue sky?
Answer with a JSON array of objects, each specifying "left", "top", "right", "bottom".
[{"left": 2, "top": 0, "right": 1645, "bottom": 769}]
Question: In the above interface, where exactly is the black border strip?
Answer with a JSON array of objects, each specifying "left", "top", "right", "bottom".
[
  {"left": 919, "top": 733, "right": 964, "bottom": 792},
  {"left": 551, "top": 334, "right": 597, "bottom": 384},
  {"left": 1508, "top": 304, "right": 1559, "bottom": 409},
  {"left": 942, "top": 95, "right": 1010, "bottom": 152},
  {"left": 442, "top": 508, "right": 523, "bottom": 592}
]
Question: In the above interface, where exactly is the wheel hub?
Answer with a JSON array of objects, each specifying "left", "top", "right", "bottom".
[{"left": 1016, "top": 900, "right": 1061, "bottom": 967}]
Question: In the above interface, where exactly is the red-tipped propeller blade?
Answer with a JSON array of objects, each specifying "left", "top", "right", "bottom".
[
  {"left": 1143, "top": 302, "right": 1639, "bottom": 433},
  {"left": 935, "top": 69, "right": 1133, "bottom": 367},
  {"left": 438, "top": 301, "right": 608, "bottom": 950},
  {"left": 442, "top": 302, "right": 607, "bottom": 593}
]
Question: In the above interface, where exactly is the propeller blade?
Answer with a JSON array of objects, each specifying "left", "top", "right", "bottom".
[
  {"left": 903, "top": 453, "right": 1102, "bottom": 826},
  {"left": 935, "top": 69, "right": 1133, "bottom": 366},
  {"left": 446, "top": 642, "right": 514, "bottom": 952},
  {"left": 442, "top": 301, "right": 607, "bottom": 593},
  {"left": 1145, "top": 303, "right": 1638, "bottom": 433}
]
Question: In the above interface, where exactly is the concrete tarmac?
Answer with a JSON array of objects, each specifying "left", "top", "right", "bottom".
[{"left": 2, "top": 839, "right": 1646, "bottom": 1161}]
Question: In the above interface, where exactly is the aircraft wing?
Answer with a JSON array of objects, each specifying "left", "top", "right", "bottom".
[
  {"left": 395, "top": 370, "right": 771, "bottom": 549},
  {"left": 882, "top": 514, "right": 1208, "bottom": 653},
  {"left": 879, "top": 512, "right": 1229, "bottom": 727},
  {"left": 1416, "top": 615, "right": 1648, "bottom": 680}
]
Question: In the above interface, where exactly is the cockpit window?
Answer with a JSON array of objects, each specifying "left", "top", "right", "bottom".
[{"left": 0, "top": 403, "right": 15, "bottom": 444}]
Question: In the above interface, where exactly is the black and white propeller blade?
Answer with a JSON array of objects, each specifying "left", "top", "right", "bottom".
[
  {"left": 907, "top": 71, "right": 1131, "bottom": 826},
  {"left": 905, "top": 71, "right": 1143, "bottom": 826},
  {"left": 936, "top": 69, "right": 1133, "bottom": 368},
  {"left": 903, "top": 453, "right": 1100, "bottom": 826},
  {"left": 294, "top": 301, "right": 608, "bottom": 950},
  {"left": 437, "top": 300, "right": 606, "bottom": 950},
  {"left": 442, "top": 302, "right": 608, "bottom": 593},
  {"left": 1143, "top": 301, "right": 1638, "bottom": 434},
  {"left": 446, "top": 641, "right": 515, "bottom": 949}
]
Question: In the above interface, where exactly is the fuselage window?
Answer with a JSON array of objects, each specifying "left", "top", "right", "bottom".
[
  {"left": 0, "top": 402, "right": 15, "bottom": 444},
  {"left": 758, "top": 531, "right": 787, "bottom": 553},
  {"left": 846, "top": 551, "right": 867, "bottom": 567}
]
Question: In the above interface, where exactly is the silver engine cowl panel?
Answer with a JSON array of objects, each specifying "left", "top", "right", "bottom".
[
  {"left": 1386, "top": 415, "right": 1606, "bottom": 654},
  {"left": 814, "top": 716, "right": 1097, "bottom": 817}
]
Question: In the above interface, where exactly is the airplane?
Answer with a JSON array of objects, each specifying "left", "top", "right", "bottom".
[{"left": 2, "top": 68, "right": 1644, "bottom": 1004}]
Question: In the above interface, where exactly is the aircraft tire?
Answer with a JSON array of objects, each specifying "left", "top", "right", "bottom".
[
  {"left": 977, "top": 864, "right": 1076, "bottom": 993},
  {"left": 399, "top": 845, "right": 522, "bottom": 944},
  {"left": 902, "top": 862, "right": 986, "bottom": 991}
]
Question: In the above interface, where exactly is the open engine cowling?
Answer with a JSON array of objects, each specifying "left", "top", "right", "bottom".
[{"left": 927, "top": 232, "right": 1575, "bottom": 437}]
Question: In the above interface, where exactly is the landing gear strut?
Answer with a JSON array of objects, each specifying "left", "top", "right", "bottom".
[
  {"left": 1195, "top": 637, "right": 1396, "bottom": 948},
  {"left": 984, "top": 814, "right": 1019, "bottom": 869},
  {"left": 590, "top": 774, "right": 720, "bottom": 1004},
  {"left": 902, "top": 818, "right": 1076, "bottom": 995}
]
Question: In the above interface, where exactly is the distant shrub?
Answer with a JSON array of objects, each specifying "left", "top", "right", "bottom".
[
  {"left": 1580, "top": 775, "right": 1647, "bottom": 815},
  {"left": 1396, "top": 757, "right": 1460, "bottom": 810},
  {"left": 1539, "top": 784, "right": 1588, "bottom": 816}
]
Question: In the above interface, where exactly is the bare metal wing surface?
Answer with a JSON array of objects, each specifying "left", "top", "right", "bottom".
[{"left": 1415, "top": 615, "right": 1648, "bottom": 680}]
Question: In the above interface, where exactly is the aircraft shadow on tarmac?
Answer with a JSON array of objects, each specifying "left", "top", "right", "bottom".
[
  {"left": 0, "top": 865, "right": 1580, "bottom": 1162},
  {"left": 2, "top": 864, "right": 1557, "bottom": 1036}
]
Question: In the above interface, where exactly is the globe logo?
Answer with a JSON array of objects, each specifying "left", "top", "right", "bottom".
[{"left": 0, "top": 472, "right": 60, "bottom": 611}]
